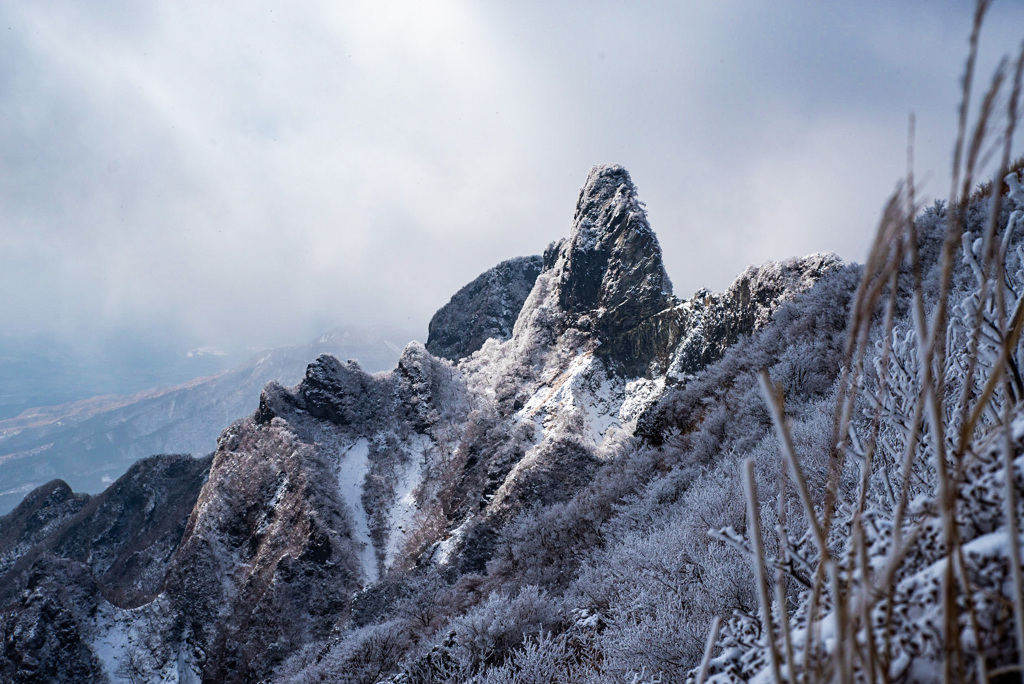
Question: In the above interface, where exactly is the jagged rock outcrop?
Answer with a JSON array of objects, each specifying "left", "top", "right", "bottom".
[
  {"left": 0, "top": 454, "right": 210, "bottom": 609},
  {"left": 427, "top": 256, "right": 543, "bottom": 362},
  {"left": 547, "top": 164, "right": 676, "bottom": 376},
  {"left": 414, "top": 165, "right": 840, "bottom": 568},
  {"left": 666, "top": 252, "right": 842, "bottom": 381},
  {"left": 0, "top": 454, "right": 211, "bottom": 683},
  {"left": 142, "top": 342, "right": 471, "bottom": 681},
  {"left": 162, "top": 420, "right": 364, "bottom": 682},
  {"left": 0, "top": 481, "right": 90, "bottom": 585}
]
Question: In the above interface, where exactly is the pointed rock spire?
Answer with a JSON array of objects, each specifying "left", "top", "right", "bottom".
[
  {"left": 547, "top": 164, "right": 676, "bottom": 375},
  {"left": 555, "top": 164, "right": 672, "bottom": 314}
]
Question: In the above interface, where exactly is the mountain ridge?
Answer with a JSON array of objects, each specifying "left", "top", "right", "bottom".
[{"left": 0, "top": 164, "right": 844, "bottom": 682}]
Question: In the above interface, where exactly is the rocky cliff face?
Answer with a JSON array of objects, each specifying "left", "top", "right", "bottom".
[
  {"left": 549, "top": 165, "right": 676, "bottom": 376},
  {"left": 0, "top": 164, "right": 840, "bottom": 682},
  {"left": 0, "top": 454, "right": 210, "bottom": 683},
  {"left": 427, "top": 256, "right": 543, "bottom": 362}
]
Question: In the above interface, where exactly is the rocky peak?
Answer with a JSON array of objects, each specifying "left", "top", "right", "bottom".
[
  {"left": 554, "top": 164, "right": 672, "bottom": 317},
  {"left": 537, "top": 164, "right": 676, "bottom": 375}
]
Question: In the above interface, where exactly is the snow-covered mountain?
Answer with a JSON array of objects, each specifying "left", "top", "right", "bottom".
[
  {"left": 5, "top": 159, "right": 1024, "bottom": 683},
  {"left": 0, "top": 165, "right": 838, "bottom": 681},
  {"left": 0, "top": 327, "right": 413, "bottom": 514}
]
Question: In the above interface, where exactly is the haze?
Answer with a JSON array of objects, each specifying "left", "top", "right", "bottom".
[{"left": 3, "top": 1, "right": 1023, "bottom": 370}]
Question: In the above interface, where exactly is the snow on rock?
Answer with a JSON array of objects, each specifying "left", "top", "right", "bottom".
[
  {"left": 618, "top": 376, "right": 665, "bottom": 427},
  {"left": 384, "top": 433, "right": 431, "bottom": 569},
  {"left": 432, "top": 515, "right": 473, "bottom": 567},
  {"left": 514, "top": 351, "right": 623, "bottom": 449},
  {"left": 88, "top": 597, "right": 203, "bottom": 683},
  {"left": 666, "top": 252, "right": 842, "bottom": 383},
  {"left": 1007, "top": 169, "right": 1024, "bottom": 208},
  {"left": 334, "top": 438, "right": 377, "bottom": 584}
]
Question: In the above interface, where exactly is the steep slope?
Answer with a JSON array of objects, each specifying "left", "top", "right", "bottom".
[
  {"left": 0, "top": 326, "right": 412, "bottom": 514},
  {"left": 0, "top": 454, "right": 211, "bottom": 610},
  {"left": 0, "top": 165, "right": 840, "bottom": 683}
]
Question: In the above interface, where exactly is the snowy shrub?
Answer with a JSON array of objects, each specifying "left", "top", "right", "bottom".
[
  {"left": 467, "top": 627, "right": 613, "bottom": 684},
  {"left": 694, "top": 20, "right": 1024, "bottom": 679},
  {"left": 285, "top": 619, "right": 414, "bottom": 684},
  {"left": 446, "top": 585, "right": 565, "bottom": 674}
]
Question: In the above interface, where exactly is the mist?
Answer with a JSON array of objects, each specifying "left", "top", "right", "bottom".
[{"left": 2, "top": 1, "right": 1023, "bottom": 380}]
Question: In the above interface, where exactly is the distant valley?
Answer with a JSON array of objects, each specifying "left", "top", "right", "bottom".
[{"left": 0, "top": 326, "right": 412, "bottom": 513}]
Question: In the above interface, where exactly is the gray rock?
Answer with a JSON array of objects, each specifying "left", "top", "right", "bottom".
[
  {"left": 546, "top": 164, "right": 676, "bottom": 376},
  {"left": 0, "top": 454, "right": 210, "bottom": 609},
  {"left": 426, "top": 256, "right": 543, "bottom": 362}
]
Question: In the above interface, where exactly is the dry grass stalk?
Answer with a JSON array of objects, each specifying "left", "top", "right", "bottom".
[
  {"left": 709, "top": 2, "right": 1024, "bottom": 682},
  {"left": 696, "top": 617, "right": 722, "bottom": 684},
  {"left": 743, "top": 458, "right": 783, "bottom": 684}
]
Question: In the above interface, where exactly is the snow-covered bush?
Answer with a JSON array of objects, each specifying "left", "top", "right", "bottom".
[
  {"left": 285, "top": 619, "right": 414, "bottom": 684},
  {"left": 446, "top": 585, "right": 565, "bottom": 675},
  {"left": 694, "top": 16, "right": 1024, "bottom": 677}
]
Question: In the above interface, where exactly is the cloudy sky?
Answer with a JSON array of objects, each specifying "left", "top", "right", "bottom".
[{"left": 2, "top": 0, "right": 1024, "bottom": 358}]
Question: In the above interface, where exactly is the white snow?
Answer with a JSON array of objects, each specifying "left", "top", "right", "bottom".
[
  {"left": 619, "top": 376, "right": 665, "bottom": 428},
  {"left": 1012, "top": 412, "right": 1024, "bottom": 441},
  {"left": 514, "top": 352, "right": 627, "bottom": 448},
  {"left": 88, "top": 597, "right": 204, "bottom": 683},
  {"left": 1006, "top": 170, "right": 1024, "bottom": 207},
  {"left": 384, "top": 433, "right": 429, "bottom": 569},
  {"left": 92, "top": 615, "right": 134, "bottom": 681},
  {"left": 335, "top": 438, "right": 378, "bottom": 584},
  {"left": 434, "top": 515, "right": 472, "bottom": 566}
]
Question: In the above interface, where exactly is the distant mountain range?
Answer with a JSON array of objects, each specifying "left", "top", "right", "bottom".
[
  {"left": 0, "top": 333, "right": 253, "bottom": 422},
  {"left": 0, "top": 327, "right": 413, "bottom": 513}
]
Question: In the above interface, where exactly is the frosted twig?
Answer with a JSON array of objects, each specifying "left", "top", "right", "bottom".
[
  {"left": 696, "top": 616, "right": 722, "bottom": 684},
  {"left": 743, "top": 458, "right": 783, "bottom": 684}
]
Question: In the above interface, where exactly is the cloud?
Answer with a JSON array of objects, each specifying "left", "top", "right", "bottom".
[{"left": 1, "top": 0, "right": 1023, "bottom": 352}]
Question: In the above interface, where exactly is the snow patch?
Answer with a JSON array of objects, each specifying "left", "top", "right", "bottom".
[
  {"left": 92, "top": 614, "right": 134, "bottom": 681},
  {"left": 384, "top": 433, "right": 430, "bottom": 569},
  {"left": 89, "top": 598, "right": 203, "bottom": 683},
  {"left": 336, "top": 438, "right": 378, "bottom": 584},
  {"left": 433, "top": 515, "right": 473, "bottom": 567},
  {"left": 619, "top": 376, "right": 665, "bottom": 428},
  {"left": 514, "top": 352, "right": 627, "bottom": 447}
]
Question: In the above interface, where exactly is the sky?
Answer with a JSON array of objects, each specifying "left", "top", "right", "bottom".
[{"left": 2, "top": 0, "right": 1024, "bottom": 360}]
